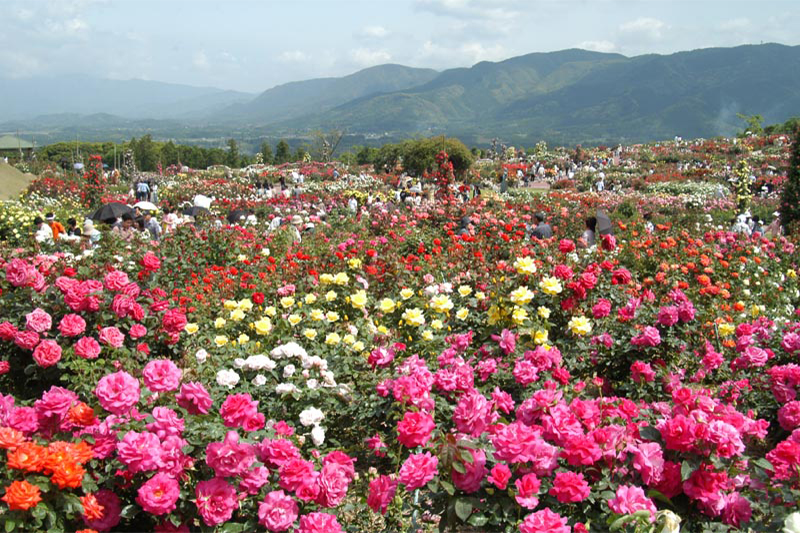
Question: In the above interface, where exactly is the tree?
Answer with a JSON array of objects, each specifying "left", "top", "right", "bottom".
[
  {"left": 131, "top": 135, "right": 158, "bottom": 171},
  {"left": 260, "top": 141, "right": 273, "bottom": 164},
  {"left": 737, "top": 113, "right": 764, "bottom": 136},
  {"left": 780, "top": 128, "right": 800, "bottom": 233},
  {"left": 355, "top": 145, "right": 379, "bottom": 165},
  {"left": 275, "top": 140, "right": 291, "bottom": 164},
  {"left": 401, "top": 137, "right": 474, "bottom": 178},
  {"left": 160, "top": 141, "right": 179, "bottom": 166},
  {"left": 226, "top": 139, "right": 240, "bottom": 168},
  {"left": 294, "top": 146, "right": 309, "bottom": 163}
]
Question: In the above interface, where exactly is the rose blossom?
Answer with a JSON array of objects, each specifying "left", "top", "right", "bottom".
[
  {"left": 367, "top": 475, "right": 398, "bottom": 515},
  {"left": 205, "top": 431, "right": 255, "bottom": 478},
  {"left": 25, "top": 308, "right": 52, "bottom": 333},
  {"left": 451, "top": 448, "right": 487, "bottom": 493},
  {"left": 488, "top": 463, "right": 511, "bottom": 490},
  {"left": 396, "top": 411, "right": 435, "bottom": 448},
  {"left": 143, "top": 359, "right": 182, "bottom": 392},
  {"left": 74, "top": 336, "right": 101, "bottom": 359},
  {"left": 58, "top": 314, "right": 86, "bottom": 337},
  {"left": 104, "top": 270, "right": 129, "bottom": 291},
  {"left": 129, "top": 324, "right": 147, "bottom": 339},
  {"left": 137, "top": 472, "right": 179, "bottom": 515},
  {"left": 195, "top": 477, "right": 238, "bottom": 526},
  {"left": 98, "top": 326, "right": 125, "bottom": 348},
  {"left": 14, "top": 330, "right": 39, "bottom": 350},
  {"left": 296, "top": 512, "right": 343, "bottom": 533},
  {"left": 176, "top": 382, "right": 213, "bottom": 415},
  {"left": 549, "top": 471, "right": 590, "bottom": 503},
  {"left": 608, "top": 485, "right": 657, "bottom": 522},
  {"left": 95, "top": 371, "right": 140, "bottom": 415},
  {"left": 398, "top": 452, "right": 438, "bottom": 490},
  {"left": 515, "top": 473, "right": 541, "bottom": 509},
  {"left": 258, "top": 490, "right": 299, "bottom": 532},
  {"left": 220, "top": 393, "right": 259, "bottom": 429},
  {"left": 82, "top": 489, "right": 121, "bottom": 531},
  {"left": 32, "top": 340, "right": 62, "bottom": 368},
  {"left": 519, "top": 508, "right": 571, "bottom": 533}
]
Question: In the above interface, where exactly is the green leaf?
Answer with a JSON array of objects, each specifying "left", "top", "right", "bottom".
[
  {"left": 5, "top": 518, "right": 15, "bottom": 533},
  {"left": 440, "top": 480, "right": 456, "bottom": 496},
  {"left": 609, "top": 514, "right": 635, "bottom": 531},
  {"left": 467, "top": 513, "right": 489, "bottom": 527},
  {"left": 454, "top": 498, "right": 473, "bottom": 522},
  {"left": 681, "top": 460, "right": 694, "bottom": 481},
  {"left": 753, "top": 457, "right": 773, "bottom": 470},
  {"left": 452, "top": 461, "right": 466, "bottom": 474},
  {"left": 638, "top": 425, "right": 661, "bottom": 442}
]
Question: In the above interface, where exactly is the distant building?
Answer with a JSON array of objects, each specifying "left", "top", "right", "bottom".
[{"left": 0, "top": 135, "right": 34, "bottom": 161}]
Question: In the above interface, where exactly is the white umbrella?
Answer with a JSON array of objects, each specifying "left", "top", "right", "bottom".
[{"left": 134, "top": 201, "right": 158, "bottom": 211}]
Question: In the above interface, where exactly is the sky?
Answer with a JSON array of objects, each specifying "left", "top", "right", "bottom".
[{"left": 1, "top": 0, "right": 799, "bottom": 94}]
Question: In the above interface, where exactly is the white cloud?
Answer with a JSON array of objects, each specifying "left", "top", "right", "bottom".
[
  {"left": 350, "top": 47, "right": 392, "bottom": 66},
  {"left": 362, "top": 25, "right": 389, "bottom": 38},
  {"left": 279, "top": 50, "right": 309, "bottom": 63},
  {"left": 719, "top": 17, "right": 751, "bottom": 31},
  {"left": 577, "top": 40, "right": 617, "bottom": 53},
  {"left": 619, "top": 17, "right": 667, "bottom": 40},
  {"left": 418, "top": 40, "right": 508, "bottom": 66},
  {"left": 193, "top": 51, "right": 209, "bottom": 69}
]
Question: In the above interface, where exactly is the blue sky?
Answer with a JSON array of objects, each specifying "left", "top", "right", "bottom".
[{"left": 2, "top": 0, "right": 799, "bottom": 93}]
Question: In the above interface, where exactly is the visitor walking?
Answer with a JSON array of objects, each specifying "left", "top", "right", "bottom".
[{"left": 531, "top": 212, "right": 553, "bottom": 240}]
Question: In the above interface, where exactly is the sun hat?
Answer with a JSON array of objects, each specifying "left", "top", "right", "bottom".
[{"left": 291, "top": 215, "right": 303, "bottom": 226}]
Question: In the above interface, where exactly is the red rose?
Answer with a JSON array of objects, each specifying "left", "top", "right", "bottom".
[
  {"left": 141, "top": 252, "right": 161, "bottom": 271},
  {"left": 252, "top": 292, "right": 265, "bottom": 305}
]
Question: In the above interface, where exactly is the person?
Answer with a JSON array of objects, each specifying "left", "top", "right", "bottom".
[
  {"left": 290, "top": 215, "right": 303, "bottom": 243},
  {"left": 136, "top": 181, "right": 150, "bottom": 201},
  {"left": 457, "top": 216, "right": 472, "bottom": 237},
  {"left": 151, "top": 183, "right": 159, "bottom": 204},
  {"left": 66, "top": 218, "right": 82, "bottom": 238},
  {"left": 531, "top": 212, "right": 553, "bottom": 240},
  {"left": 143, "top": 211, "right": 161, "bottom": 241},
  {"left": 348, "top": 196, "right": 358, "bottom": 214},
  {"left": 112, "top": 213, "right": 136, "bottom": 242},
  {"left": 46, "top": 213, "right": 65, "bottom": 241},
  {"left": 579, "top": 216, "right": 596, "bottom": 248},
  {"left": 596, "top": 173, "right": 605, "bottom": 192},
  {"left": 643, "top": 212, "right": 654, "bottom": 233},
  {"left": 82, "top": 219, "right": 101, "bottom": 245},
  {"left": 33, "top": 217, "right": 54, "bottom": 244},
  {"left": 765, "top": 211, "right": 783, "bottom": 237},
  {"left": 751, "top": 218, "right": 764, "bottom": 237},
  {"left": 162, "top": 207, "right": 178, "bottom": 235}
]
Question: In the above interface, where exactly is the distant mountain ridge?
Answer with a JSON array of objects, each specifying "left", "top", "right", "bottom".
[{"left": 2, "top": 43, "right": 799, "bottom": 146}]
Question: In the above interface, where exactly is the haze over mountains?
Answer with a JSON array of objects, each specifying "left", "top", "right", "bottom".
[{"left": 2, "top": 43, "right": 799, "bottom": 146}]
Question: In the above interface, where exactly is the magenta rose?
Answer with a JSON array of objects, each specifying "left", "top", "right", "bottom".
[
  {"left": 451, "top": 448, "right": 488, "bottom": 493},
  {"left": 99, "top": 326, "right": 125, "bottom": 348},
  {"left": 32, "top": 339, "right": 62, "bottom": 368},
  {"left": 95, "top": 371, "right": 140, "bottom": 414},
  {"left": 176, "top": 381, "right": 213, "bottom": 414},
  {"left": 367, "top": 475, "right": 397, "bottom": 515},
  {"left": 58, "top": 314, "right": 86, "bottom": 337},
  {"left": 137, "top": 472, "right": 179, "bottom": 516},
  {"left": 82, "top": 489, "right": 122, "bottom": 532},
  {"left": 259, "top": 438, "right": 301, "bottom": 469},
  {"left": 143, "top": 359, "right": 182, "bottom": 393},
  {"left": 258, "top": 490, "right": 299, "bottom": 532},
  {"left": 5, "top": 259, "right": 35, "bottom": 287},
  {"left": 195, "top": 477, "right": 238, "bottom": 526},
  {"left": 25, "top": 308, "right": 52, "bottom": 333},
  {"left": 74, "top": 336, "right": 101, "bottom": 359},
  {"left": 592, "top": 298, "right": 612, "bottom": 318},
  {"left": 141, "top": 252, "right": 162, "bottom": 271},
  {"left": 487, "top": 463, "right": 511, "bottom": 490},
  {"left": 219, "top": 393, "right": 259, "bottom": 429},
  {"left": 129, "top": 324, "right": 147, "bottom": 339},
  {"left": 296, "top": 512, "right": 343, "bottom": 533},
  {"left": 398, "top": 452, "right": 438, "bottom": 491},
  {"left": 0, "top": 321, "right": 18, "bottom": 341},
  {"left": 34, "top": 386, "right": 77, "bottom": 421},
  {"left": 515, "top": 472, "right": 541, "bottom": 509},
  {"left": 104, "top": 270, "right": 130, "bottom": 291},
  {"left": 519, "top": 508, "right": 571, "bottom": 533},
  {"left": 778, "top": 401, "right": 800, "bottom": 431},
  {"left": 117, "top": 431, "right": 162, "bottom": 473},
  {"left": 396, "top": 410, "right": 435, "bottom": 448},
  {"left": 315, "top": 462, "right": 351, "bottom": 508},
  {"left": 657, "top": 306, "right": 679, "bottom": 327},
  {"left": 205, "top": 431, "right": 255, "bottom": 478},
  {"left": 278, "top": 458, "right": 316, "bottom": 493}
]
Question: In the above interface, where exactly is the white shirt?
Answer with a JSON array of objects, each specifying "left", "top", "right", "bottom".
[{"left": 35, "top": 223, "right": 54, "bottom": 243}]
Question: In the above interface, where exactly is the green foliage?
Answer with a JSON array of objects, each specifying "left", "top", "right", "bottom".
[
  {"left": 737, "top": 113, "right": 764, "bottom": 136},
  {"left": 355, "top": 145, "right": 379, "bottom": 165},
  {"left": 130, "top": 134, "right": 158, "bottom": 171},
  {"left": 260, "top": 141, "right": 274, "bottom": 164},
  {"left": 372, "top": 137, "right": 474, "bottom": 177},
  {"left": 226, "top": 139, "right": 240, "bottom": 167},
  {"left": 780, "top": 129, "right": 800, "bottom": 233}
]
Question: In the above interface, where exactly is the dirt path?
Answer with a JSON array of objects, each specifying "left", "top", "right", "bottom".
[{"left": 0, "top": 162, "right": 36, "bottom": 200}]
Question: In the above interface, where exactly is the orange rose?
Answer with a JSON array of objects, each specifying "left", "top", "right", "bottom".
[
  {"left": 50, "top": 460, "right": 85, "bottom": 489},
  {"left": 76, "top": 530, "right": 99, "bottom": 533},
  {"left": 80, "top": 493, "right": 105, "bottom": 521},
  {"left": 1, "top": 480, "right": 42, "bottom": 511},
  {"left": 0, "top": 427, "right": 26, "bottom": 450},
  {"left": 42, "top": 449, "right": 71, "bottom": 475},
  {"left": 67, "top": 403, "right": 97, "bottom": 427},
  {"left": 6, "top": 442, "right": 46, "bottom": 473},
  {"left": 71, "top": 441, "right": 95, "bottom": 465}
]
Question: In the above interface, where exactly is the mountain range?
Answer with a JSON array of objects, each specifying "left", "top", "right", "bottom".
[{"left": 2, "top": 43, "right": 799, "bottom": 147}]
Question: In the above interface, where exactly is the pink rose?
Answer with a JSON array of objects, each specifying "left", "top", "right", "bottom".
[
  {"left": 104, "top": 270, "right": 130, "bottom": 291},
  {"left": 259, "top": 438, "right": 301, "bottom": 469},
  {"left": 99, "top": 326, "right": 125, "bottom": 348},
  {"left": 278, "top": 458, "right": 316, "bottom": 493},
  {"left": 143, "top": 359, "right": 182, "bottom": 393},
  {"left": 453, "top": 390, "right": 495, "bottom": 437},
  {"left": 487, "top": 463, "right": 511, "bottom": 490},
  {"left": 398, "top": 452, "right": 438, "bottom": 491},
  {"left": 5, "top": 259, "right": 34, "bottom": 287},
  {"left": 117, "top": 430, "right": 162, "bottom": 473},
  {"left": 592, "top": 298, "right": 612, "bottom": 318},
  {"left": 129, "top": 324, "right": 147, "bottom": 339},
  {"left": 58, "top": 314, "right": 86, "bottom": 337},
  {"left": 206, "top": 431, "right": 255, "bottom": 478},
  {"left": 74, "top": 336, "right": 101, "bottom": 359},
  {"left": 367, "top": 475, "right": 397, "bottom": 515},
  {"left": 95, "top": 371, "right": 140, "bottom": 415},
  {"left": 631, "top": 326, "right": 661, "bottom": 348},
  {"left": 137, "top": 472, "right": 179, "bottom": 515},
  {"left": 82, "top": 489, "right": 121, "bottom": 532},
  {"left": 239, "top": 466, "right": 269, "bottom": 495},
  {"left": 14, "top": 330, "right": 40, "bottom": 350},
  {"left": 451, "top": 448, "right": 487, "bottom": 493},
  {"left": 778, "top": 401, "right": 800, "bottom": 431},
  {"left": 32, "top": 339, "right": 62, "bottom": 368},
  {"left": 315, "top": 463, "right": 351, "bottom": 508},
  {"left": 559, "top": 239, "right": 575, "bottom": 253},
  {"left": 8, "top": 406, "right": 39, "bottom": 434},
  {"left": 396, "top": 410, "right": 435, "bottom": 448},
  {"left": 220, "top": 393, "right": 259, "bottom": 430},
  {"left": 34, "top": 385, "right": 77, "bottom": 422},
  {"left": 258, "top": 490, "right": 299, "bottom": 532},
  {"left": 25, "top": 308, "right": 52, "bottom": 333},
  {"left": 161, "top": 308, "right": 187, "bottom": 335},
  {"left": 141, "top": 252, "right": 162, "bottom": 271},
  {"left": 608, "top": 485, "right": 657, "bottom": 522},
  {"left": 176, "top": 382, "right": 213, "bottom": 415},
  {"left": 519, "top": 508, "right": 571, "bottom": 533},
  {"left": 296, "top": 512, "right": 343, "bottom": 533},
  {"left": 657, "top": 306, "right": 679, "bottom": 327},
  {"left": 515, "top": 473, "right": 541, "bottom": 508},
  {"left": 0, "top": 321, "right": 18, "bottom": 341},
  {"left": 146, "top": 406, "right": 185, "bottom": 440},
  {"left": 549, "top": 471, "right": 590, "bottom": 503},
  {"left": 195, "top": 477, "right": 238, "bottom": 526}
]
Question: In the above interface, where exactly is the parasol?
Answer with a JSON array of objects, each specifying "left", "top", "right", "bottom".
[
  {"left": 596, "top": 209, "right": 613, "bottom": 236},
  {"left": 91, "top": 202, "right": 132, "bottom": 222}
]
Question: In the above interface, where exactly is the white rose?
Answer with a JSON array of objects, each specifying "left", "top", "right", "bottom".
[
  {"left": 252, "top": 374, "right": 267, "bottom": 387},
  {"left": 310, "top": 425, "right": 325, "bottom": 446},
  {"left": 216, "top": 369, "right": 240, "bottom": 389},
  {"left": 234, "top": 358, "right": 246, "bottom": 369},
  {"left": 307, "top": 378, "right": 319, "bottom": 390},
  {"left": 195, "top": 349, "right": 208, "bottom": 363},
  {"left": 299, "top": 407, "right": 324, "bottom": 427},
  {"left": 275, "top": 383, "right": 299, "bottom": 394},
  {"left": 785, "top": 512, "right": 800, "bottom": 533},
  {"left": 283, "top": 364, "right": 296, "bottom": 377}
]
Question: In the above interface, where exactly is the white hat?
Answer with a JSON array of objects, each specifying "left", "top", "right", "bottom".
[{"left": 291, "top": 215, "right": 303, "bottom": 226}]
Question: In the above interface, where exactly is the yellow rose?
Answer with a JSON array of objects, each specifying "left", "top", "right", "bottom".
[
  {"left": 229, "top": 308, "right": 245, "bottom": 322},
  {"left": 237, "top": 299, "right": 253, "bottom": 311},
  {"left": 377, "top": 325, "right": 389, "bottom": 335},
  {"left": 514, "top": 256, "right": 537, "bottom": 275},
  {"left": 348, "top": 258, "right": 362, "bottom": 269},
  {"left": 184, "top": 323, "right": 199, "bottom": 334},
  {"left": 214, "top": 317, "right": 227, "bottom": 329},
  {"left": 458, "top": 285, "right": 472, "bottom": 297},
  {"left": 400, "top": 288, "right": 414, "bottom": 300},
  {"left": 265, "top": 306, "right": 277, "bottom": 317},
  {"left": 537, "top": 306, "right": 551, "bottom": 319},
  {"left": 402, "top": 308, "right": 425, "bottom": 326},
  {"left": 379, "top": 298, "right": 396, "bottom": 313},
  {"left": 431, "top": 319, "right": 444, "bottom": 330},
  {"left": 288, "top": 314, "right": 302, "bottom": 326},
  {"left": 304, "top": 294, "right": 317, "bottom": 304},
  {"left": 430, "top": 294, "right": 454, "bottom": 313},
  {"left": 333, "top": 272, "right": 350, "bottom": 285},
  {"left": 475, "top": 291, "right": 486, "bottom": 301},
  {"left": 568, "top": 316, "right": 592, "bottom": 336},
  {"left": 350, "top": 290, "right": 368, "bottom": 309},
  {"left": 421, "top": 330, "right": 433, "bottom": 341},
  {"left": 280, "top": 296, "right": 295, "bottom": 309},
  {"left": 718, "top": 322, "right": 735, "bottom": 337},
  {"left": 310, "top": 309, "right": 325, "bottom": 321},
  {"left": 254, "top": 317, "right": 272, "bottom": 335},
  {"left": 214, "top": 335, "right": 228, "bottom": 347},
  {"left": 512, "top": 306, "right": 529, "bottom": 324},
  {"left": 788, "top": 269, "right": 797, "bottom": 279},
  {"left": 320, "top": 273, "right": 334, "bottom": 284},
  {"left": 303, "top": 328, "right": 317, "bottom": 340},
  {"left": 534, "top": 329, "right": 549, "bottom": 345},
  {"left": 352, "top": 341, "right": 365, "bottom": 352},
  {"left": 539, "top": 276, "right": 563, "bottom": 296},
  {"left": 223, "top": 300, "right": 237, "bottom": 310},
  {"left": 326, "top": 311, "right": 340, "bottom": 323},
  {"left": 342, "top": 334, "right": 355, "bottom": 345},
  {"left": 325, "top": 291, "right": 337, "bottom": 302},
  {"left": 238, "top": 333, "right": 250, "bottom": 344},
  {"left": 510, "top": 286, "right": 535, "bottom": 305},
  {"left": 325, "top": 332, "right": 341, "bottom": 345},
  {"left": 456, "top": 308, "right": 469, "bottom": 320}
]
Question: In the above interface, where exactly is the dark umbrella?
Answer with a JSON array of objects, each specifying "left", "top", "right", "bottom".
[
  {"left": 183, "top": 206, "right": 210, "bottom": 217},
  {"left": 227, "top": 209, "right": 248, "bottom": 224},
  {"left": 91, "top": 202, "right": 132, "bottom": 222},
  {"left": 596, "top": 209, "right": 613, "bottom": 236}
]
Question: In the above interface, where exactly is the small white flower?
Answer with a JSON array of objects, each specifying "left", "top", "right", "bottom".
[
  {"left": 195, "top": 349, "right": 208, "bottom": 363},
  {"left": 283, "top": 364, "right": 296, "bottom": 377},
  {"left": 216, "top": 369, "right": 240, "bottom": 389},
  {"left": 307, "top": 378, "right": 319, "bottom": 390},
  {"left": 252, "top": 374, "right": 267, "bottom": 387},
  {"left": 310, "top": 425, "right": 325, "bottom": 446},
  {"left": 233, "top": 358, "right": 246, "bottom": 369},
  {"left": 275, "top": 383, "right": 299, "bottom": 394},
  {"left": 299, "top": 406, "right": 324, "bottom": 427}
]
